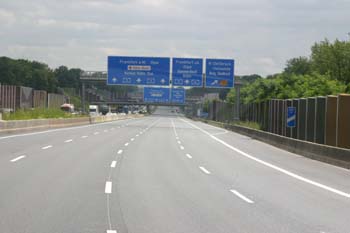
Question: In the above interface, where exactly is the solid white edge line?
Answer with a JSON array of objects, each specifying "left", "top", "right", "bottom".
[
  {"left": 230, "top": 189, "right": 254, "bottom": 204},
  {"left": 181, "top": 118, "right": 350, "bottom": 199},
  {"left": 105, "top": 181, "right": 112, "bottom": 194},
  {"left": 10, "top": 155, "right": 26, "bottom": 162},
  {"left": 64, "top": 139, "right": 73, "bottom": 143},
  {"left": 117, "top": 150, "right": 123, "bottom": 154},
  {"left": 111, "top": 161, "right": 117, "bottom": 168},
  {"left": 107, "top": 230, "right": 117, "bottom": 233},
  {"left": 42, "top": 145, "right": 52, "bottom": 150},
  {"left": 199, "top": 166, "right": 211, "bottom": 174},
  {"left": 186, "top": 153, "right": 192, "bottom": 159}
]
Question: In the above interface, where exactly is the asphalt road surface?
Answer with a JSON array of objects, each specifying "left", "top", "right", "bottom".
[{"left": 1, "top": 106, "right": 350, "bottom": 233}]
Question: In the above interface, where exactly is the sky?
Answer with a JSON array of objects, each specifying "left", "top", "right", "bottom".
[{"left": 0, "top": 0, "right": 349, "bottom": 76}]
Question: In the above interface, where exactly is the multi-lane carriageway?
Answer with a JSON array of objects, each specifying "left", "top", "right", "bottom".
[{"left": 0, "top": 106, "right": 349, "bottom": 233}]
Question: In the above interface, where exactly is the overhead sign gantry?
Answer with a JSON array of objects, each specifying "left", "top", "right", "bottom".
[{"left": 107, "top": 55, "right": 235, "bottom": 104}]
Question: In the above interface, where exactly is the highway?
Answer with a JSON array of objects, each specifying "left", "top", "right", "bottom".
[{"left": 0, "top": 106, "right": 350, "bottom": 233}]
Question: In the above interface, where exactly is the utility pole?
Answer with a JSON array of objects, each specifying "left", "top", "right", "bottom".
[{"left": 348, "top": 32, "right": 350, "bottom": 41}]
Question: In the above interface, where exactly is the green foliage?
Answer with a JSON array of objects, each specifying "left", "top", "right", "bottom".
[
  {"left": 238, "top": 39, "right": 350, "bottom": 104},
  {"left": 0, "top": 57, "right": 57, "bottom": 92},
  {"left": 203, "top": 99, "right": 210, "bottom": 112},
  {"left": 284, "top": 57, "right": 312, "bottom": 75},
  {"left": 311, "top": 39, "right": 350, "bottom": 85},
  {"left": 2, "top": 108, "right": 83, "bottom": 120},
  {"left": 240, "top": 73, "right": 346, "bottom": 103},
  {"left": 226, "top": 89, "right": 236, "bottom": 104},
  {"left": 236, "top": 74, "right": 263, "bottom": 84},
  {"left": 55, "top": 66, "right": 82, "bottom": 91},
  {"left": 226, "top": 75, "right": 262, "bottom": 104}
]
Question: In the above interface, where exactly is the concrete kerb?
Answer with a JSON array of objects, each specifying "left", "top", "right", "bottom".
[{"left": 192, "top": 118, "right": 350, "bottom": 170}]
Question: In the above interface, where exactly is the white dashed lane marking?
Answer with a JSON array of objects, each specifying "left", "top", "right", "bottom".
[
  {"left": 180, "top": 146, "right": 184, "bottom": 150},
  {"left": 81, "top": 136, "right": 88, "bottom": 139},
  {"left": 199, "top": 166, "right": 211, "bottom": 174},
  {"left": 124, "top": 143, "right": 129, "bottom": 147},
  {"left": 186, "top": 154, "right": 192, "bottom": 159},
  {"left": 105, "top": 181, "right": 112, "bottom": 194},
  {"left": 64, "top": 139, "right": 73, "bottom": 143},
  {"left": 42, "top": 145, "right": 52, "bottom": 150},
  {"left": 117, "top": 150, "right": 123, "bottom": 154},
  {"left": 110, "top": 161, "right": 117, "bottom": 168},
  {"left": 10, "top": 155, "right": 26, "bottom": 162},
  {"left": 230, "top": 189, "right": 254, "bottom": 204}
]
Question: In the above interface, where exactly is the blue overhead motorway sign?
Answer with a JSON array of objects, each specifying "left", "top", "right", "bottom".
[
  {"left": 171, "top": 88, "right": 186, "bottom": 104},
  {"left": 143, "top": 87, "right": 170, "bottom": 103},
  {"left": 172, "top": 58, "right": 203, "bottom": 87},
  {"left": 205, "top": 59, "right": 234, "bottom": 88},
  {"left": 107, "top": 56, "right": 170, "bottom": 86}
]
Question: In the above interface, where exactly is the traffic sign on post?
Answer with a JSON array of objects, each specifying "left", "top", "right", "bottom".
[
  {"left": 172, "top": 58, "right": 203, "bottom": 87},
  {"left": 171, "top": 88, "right": 185, "bottom": 104},
  {"left": 287, "top": 107, "right": 296, "bottom": 127},
  {"left": 107, "top": 56, "right": 170, "bottom": 86},
  {"left": 143, "top": 87, "right": 170, "bottom": 103},
  {"left": 205, "top": 59, "right": 234, "bottom": 88}
]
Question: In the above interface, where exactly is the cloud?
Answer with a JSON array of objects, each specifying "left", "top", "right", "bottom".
[{"left": 0, "top": 0, "right": 349, "bottom": 75}]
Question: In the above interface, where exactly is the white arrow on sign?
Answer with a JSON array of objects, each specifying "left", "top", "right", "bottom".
[
  {"left": 211, "top": 80, "right": 218, "bottom": 85},
  {"left": 136, "top": 78, "right": 141, "bottom": 83},
  {"left": 112, "top": 77, "right": 117, "bottom": 82},
  {"left": 184, "top": 80, "right": 190, "bottom": 84},
  {"left": 161, "top": 79, "right": 165, "bottom": 84}
]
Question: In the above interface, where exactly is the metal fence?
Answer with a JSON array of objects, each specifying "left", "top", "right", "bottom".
[{"left": 188, "top": 94, "right": 350, "bottom": 149}]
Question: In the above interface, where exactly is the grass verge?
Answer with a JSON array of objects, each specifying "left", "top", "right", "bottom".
[
  {"left": 3, "top": 108, "right": 84, "bottom": 120},
  {"left": 234, "top": 121, "right": 261, "bottom": 130}
]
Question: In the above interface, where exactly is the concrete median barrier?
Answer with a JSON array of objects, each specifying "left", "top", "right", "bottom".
[{"left": 0, "top": 114, "right": 144, "bottom": 134}]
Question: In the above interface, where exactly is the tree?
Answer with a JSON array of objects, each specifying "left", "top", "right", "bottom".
[
  {"left": 311, "top": 39, "right": 350, "bottom": 85},
  {"left": 226, "top": 88, "right": 236, "bottom": 104},
  {"left": 284, "top": 57, "right": 312, "bottom": 75},
  {"left": 239, "top": 73, "right": 346, "bottom": 103}
]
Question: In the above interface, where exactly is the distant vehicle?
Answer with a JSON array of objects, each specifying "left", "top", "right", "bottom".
[
  {"left": 123, "top": 106, "right": 129, "bottom": 114},
  {"left": 60, "top": 103, "right": 74, "bottom": 113},
  {"left": 89, "top": 105, "right": 99, "bottom": 116},
  {"left": 99, "top": 104, "right": 109, "bottom": 115}
]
